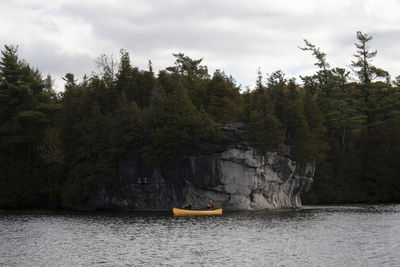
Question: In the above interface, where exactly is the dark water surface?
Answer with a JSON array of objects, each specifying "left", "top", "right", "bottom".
[{"left": 1, "top": 205, "right": 399, "bottom": 266}]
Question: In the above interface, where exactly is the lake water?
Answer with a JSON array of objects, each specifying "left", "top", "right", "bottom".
[{"left": 1, "top": 205, "right": 399, "bottom": 266}]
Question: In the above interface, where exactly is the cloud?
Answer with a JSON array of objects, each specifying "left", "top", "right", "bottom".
[{"left": 1, "top": 0, "right": 399, "bottom": 91}]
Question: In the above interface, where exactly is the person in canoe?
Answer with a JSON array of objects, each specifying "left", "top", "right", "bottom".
[
  {"left": 184, "top": 200, "right": 192, "bottom": 210},
  {"left": 207, "top": 200, "right": 215, "bottom": 210}
]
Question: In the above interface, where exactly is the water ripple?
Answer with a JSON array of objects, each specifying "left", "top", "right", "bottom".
[{"left": 1, "top": 205, "right": 400, "bottom": 266}]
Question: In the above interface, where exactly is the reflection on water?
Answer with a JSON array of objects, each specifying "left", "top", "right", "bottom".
[{"left": 1, "top": 205, "right": 400, "bottom": 266}]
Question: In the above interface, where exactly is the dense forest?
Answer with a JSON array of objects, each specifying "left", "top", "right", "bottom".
[{"left": 1, "top": 31, "right": 399, "bottom": 209}]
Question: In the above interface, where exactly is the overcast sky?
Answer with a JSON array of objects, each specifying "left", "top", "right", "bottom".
[{"left": 1, "top": 0, "right": 400, "bottom": 91}]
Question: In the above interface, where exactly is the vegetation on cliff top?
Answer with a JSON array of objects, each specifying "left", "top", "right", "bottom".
[{"left": 1, "top": 31, "right": 399, "bottom": 209}]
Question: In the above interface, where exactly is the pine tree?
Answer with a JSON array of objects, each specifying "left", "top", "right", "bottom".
[
  {"left": 206, "top": 70, "right": 242, "bottom": 123},
  {"left": 351, "top": 31, "right": 389, "bottom": 86},
  {"left": 299, "top": 39, "right": 331, "bottom": 85},
  {"left": 0, "top": 45, "right": 56, "bottom": 208}
]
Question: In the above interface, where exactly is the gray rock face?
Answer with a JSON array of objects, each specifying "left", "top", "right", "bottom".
[{"left": 87, "top": 123, "right": 314, "bottom": 211}]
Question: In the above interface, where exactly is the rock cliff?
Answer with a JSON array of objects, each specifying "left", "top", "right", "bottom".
[{"left": 87, "top": 123, "right": 314, "bottom": 211}]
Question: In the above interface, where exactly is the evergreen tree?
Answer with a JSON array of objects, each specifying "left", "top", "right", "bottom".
[
  {"left": 206, "top": 70, "right": 242, "bottom": 123},
  {"left": 2, "top": 32, "right": 400, "bottom": 209},
  {"left": 248, "top": 74, "right": 285, "bottom": 151},
  {"left": 281, "top": 83, "right": 314, "bottom": 162},
  {"left": 166, "top": 53, "right": 210, "bottom": 109},
  {"left": 0, "top": 45, "right": 58, "bottom": 208},
  {"left": 351, "top": 31, "right": 389, "bottom": 86},
  {"left": 300, "top": 39, "right": 331, "bottom": 85},
  {"left": 116, "top": 49, "right": 154, "bottom": 108}
]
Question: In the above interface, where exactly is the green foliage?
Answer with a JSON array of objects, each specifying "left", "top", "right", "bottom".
[
  {"left": 2, "top": 31, "right": 400, "bottom": 209},
  {"left": 302, "top": 32, "right": 400, "bottom": 204},
  {"left": 116, "top": 49, "right": 154, "bottom": 108},
  {"left": 248, "top": 80, "right": 285, "bottom": 151},
  {"left": 351, "top": 31, "right": 389, "bottom": 85},
  {"left": 0, "top": 45, "right": 61, "bottom": 208},
  {"left": 282, "top": 93, "right": 314, "bottom": 162},
  {"left": 206, "top": 70, "right": 242, "bottom": 123},
  {"left": 166, "top": 53, "right": 209, "bottom": 79},
  {"left": 249, "top": 110, "right": 284, "bottom": 151},
  {"left": 142, "top": 83, "right": 222, "bottom": 166},
  {"left": 300, "top": 39, "right": 331, "bottom": 85}
]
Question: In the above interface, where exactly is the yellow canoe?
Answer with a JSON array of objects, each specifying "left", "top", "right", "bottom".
[{"left": 173, "top": 208, "right": 223, "bottom": 216}]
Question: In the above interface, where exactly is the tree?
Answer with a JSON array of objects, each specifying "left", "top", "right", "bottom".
[
  {"left": 166, "top": 53, "right": 209, "bottom": 79},
  {"left": 393, "top": 75, "right": 400, "bottom": 87},
  {"left": 351, "top": 31, "right": 389, "bottom": 85},
  {"left": 281, "top": 85, "right": 314, "bottom": 162},
  {"left": 267, "top": 70, "right": 287, "bottom": 88},
  {"left": 249, "top": 109, "right": 284, "bottom": 151},
  {"left": 115, "top": 49, "right": 132, "bottom": 98},
  {"left": 325, "top": 96, "right": 366, "bottom": 164},
  {"left": 116, "top": 49, "right": 154, "bottom": 108},
  {"left": 299, "top": 39, "right": 331, "bottom": 85},
  {"left": 95, "top": 53, "right": 117, "bottom": 88},
  {"left": 166, "top": 53, "right": 210, "bottom": 109},
  {"left": 248, "top": 76, "right": 285, "bottom": 151},
  {"left": 205, "top": 70, "right": 242, "bottom": 123},
  {"left": 0, "top": 45, "right": 57, "bottom": 208},
  {"left": 303, "top": 91, "right": 328, "bottom": 160}
]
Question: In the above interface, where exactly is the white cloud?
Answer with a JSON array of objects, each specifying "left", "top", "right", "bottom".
[{"left": 0, "top": 0, "right": 399, "bottom": 91}]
